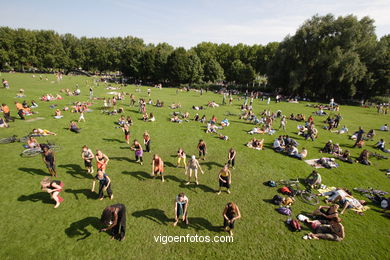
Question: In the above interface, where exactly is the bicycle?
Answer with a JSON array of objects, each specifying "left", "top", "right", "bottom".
[
  {"left": 354, "top": 187, "right": 389, "bottom": 209},
  {"left": 277, "top": 178, "right": 319, "bottom": 205},
  {"left": 20, "top": 143, "right": 61, "bottom": 158},
  {"left": 0, "top": 134, "right": 41, "bottom": 144}
]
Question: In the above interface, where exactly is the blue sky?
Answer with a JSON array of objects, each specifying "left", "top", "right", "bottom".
[{"left": 1, "top": 0, "right": 389, "bottom": 48}]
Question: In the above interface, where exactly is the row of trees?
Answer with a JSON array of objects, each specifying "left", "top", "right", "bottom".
[
  {"left": 0, "top": 27, "right": 278, "bottom": 86},
  {"left": 0, "top": 14, "right": 388, "bottom": 100}
]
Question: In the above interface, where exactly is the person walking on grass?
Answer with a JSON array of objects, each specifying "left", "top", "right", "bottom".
[
  {"left": 42, "top": 145, "right": 57, "bottom": 177},
  {"left": 217, "top": 164, "right": 231, "bottom": 195},
  {"left": 227, "top": 148, "right": 236, "bottom": 169},
  {"left": 185, "top": 155, "right": 204, "bottom": 185},
  {"left": 279, "top": 115, "right": 287, "bottom": 131},
  {"left": 78, "top": 111, "right": 85, "bottom": 122},
  {"left": 95, "top": 150, "right": 109, "bottom": 171},
  {"left": 100, "top": 204, "right": 126, "bottom": 241},
  {"left": 173, "top": 192, "right": 189, "bottom": 226},
  {"left": 92, "top": 169, "right": 113, "bottom": 200},
  {"left": 131, "top": 139, "right": 143, "bottom": 165},
  {"left": 81, "top": 145, "right": 94, "bottom": 174},
  {"left": 151, "top": 154, "right": 165, "bottom": 182},
  {"left": 223, "top": 202, "right": 241, "bottom": 236},
  {"left": 197, "top": 139, "right": 207, "bottom": 160},
  {"left": 143, "top": 131, "right": 151, "bottom": 152},
  {"left": 177, "top": 148, "right": 187, "bottom": 168},
  {"left": 40, "top": 177, "right": 64, "bottom": 208}
]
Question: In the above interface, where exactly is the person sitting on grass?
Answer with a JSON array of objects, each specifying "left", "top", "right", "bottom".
[
  {"left": 338, "top": 150, "right": 353, "bottom": 163},
  {"left": 376, "top": 139, "right": 390, "bottom": 153},
  {"left": 320, "top": 140, "right": 333, "bottom": 153},
  {"left": 0, "top": 117, "right": 9, "bottom": 128},
  {"left": 27, "top": 136, "right": 39, "bottom": 148},
  {"left": 380, "top": 124, "right": 388, "bottom": 131},
  {"left": 304, "top": 217, "right": 344, "bottom": 241},
  {"left": 366, "top": 129, "right": 375, "bottom": 140},
  {"left": 223, "top": 202, "right": 241, "bottom": 236},
  {"left": 273, "top": 137, "right": 284, "bottom": 152},
  {"left": 142, "top": 113, "right": 149, "bottom": 121},
  {"left": 173, "top": 192, "right": 189, "bottom": 226},
  {"left": 92, "top": 169, "right": 113, "bottom": 200},
  {"left": 54, "top": 109, "right": 63, "bottom": 119},
  {"left": 117, "top": 115, "right": 126, "bottom": 126},
  {"left": 170, "top": 115, "right": 182, "bottom": 123},
  {"left": 69, "top": 121, "right": 80, "bottom": 133},
  {"left": 305, "top": 170, "right": 322, "bottom": 189},
  {"left": 221, "top": 118, "right": 230, "bottom": 127},
  {"left": 247, "top": 137, "right": 264, "bottom": 150},
  {"left": 293, "top": 147, "right": 307, "bottom": 160},
  {"left": 40, "top": 177, "right": 64, "bottom": 208},
  {"left": 332, "top": 143, "right": 342, "bottom": 156},
  {"left": 218, "top": 133, "right": 229, "bottom": 141},
  {"left": 148, "top": 113, "right": 156, "bottom": 122},
  {"left": 356, "top": 149, "right": 371, "bottom": 165}
]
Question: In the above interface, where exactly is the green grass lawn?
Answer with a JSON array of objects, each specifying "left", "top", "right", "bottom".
[{"left": 0, "top": 73, "right": 389, "bottom": 260}]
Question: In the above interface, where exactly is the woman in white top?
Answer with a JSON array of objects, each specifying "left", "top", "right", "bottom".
[{"left": 185, "top": 155, "right": 204, "bottom": 185}]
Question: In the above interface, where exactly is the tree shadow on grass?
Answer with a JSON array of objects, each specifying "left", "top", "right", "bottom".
[
  {"left": 65, "top": 217, "right": 101, "bottom": 241},
  {"left": 132, "top": 208, "right": 171, "bottom": 225},
  {"left": 122, "top": 170, "right": 150, "bottom": 181},
  {"left": 18, "top": 192, "right": 52, "bottom": 204},
  {"left": 111, "top": 156, "right": 134, "bottom": 163},
  {"left": 65, "top": 189, "right": 99, "bottom": 200},
  {"left": 18, "top": 167, "right": 48, "bottom": 176},
  {"left": 200, "top": 161, "right": 224, "bottom": 171},
  {"left": 58, "top": 164, "right": 93, "bottom": 179},
  {"left": 102, "top": 138, "right": 125, "bottom": 143}
]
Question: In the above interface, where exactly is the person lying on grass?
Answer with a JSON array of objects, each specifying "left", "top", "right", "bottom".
[
  {"left": 337, "top": 150, "right": 353, "bottom": 163},
  {"left": 33, "top": 128, "right": 56, "bottom": 136},
  {"left": 339, "top": 197, "right": 366, "bottom": 215},
  {"left": 0, "top": 117, "right": 9, "bottom": 128},
  {"left": 310, "top": 204, "right": 340, "bottom": 220},
  {"left": 318, "top": 188, "right": 351, "bottom": 204},
  {"left": 304, "top": 217, "right": 344, "bottom": 241}
]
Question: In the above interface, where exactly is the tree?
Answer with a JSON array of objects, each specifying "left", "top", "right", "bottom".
[
  {"left": 167, "top": 47, "right": 191, "bottom": 84},
  {"left": 203, "top": 58, "right": 224, "bottom": 83}
]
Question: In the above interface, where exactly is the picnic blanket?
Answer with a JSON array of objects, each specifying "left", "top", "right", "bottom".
[{"left": 305, "top": 158, "right": 339, "bottom": 169}]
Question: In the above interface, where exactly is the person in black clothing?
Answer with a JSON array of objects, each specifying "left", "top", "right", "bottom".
[
  {"left": 100, "top": 204, "right": 126, "bottom": 241},
  {"left": 92, "top": 169, "right": 113, "bottom": 200},
  {"left": 334, "top": 114, "right": 342, "bottom": 128},
  {"left": 41, "top": 145, "right": 57, "bottom": 177},
  {"left": 223, "top": 202, "right": 241, "bottom": 236},
  {"left": 227, "top": 148, "right": 236, "bottom": 169},
  {"left": 353, "top": 127, "right": 364, "bottom": 148}
]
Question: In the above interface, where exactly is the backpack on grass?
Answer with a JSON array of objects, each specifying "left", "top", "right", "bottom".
[
  {"left": 272, "top": 195, "right": 283, "bottom": 205},
  {"left": 289, "top": 219, "right": 301, "bottom": 231},
  {"left": 276, "top": 207, "right": 292, "bottom": 216},
  {"left": 279, "top": 186, "right": 292, "bottom": 195}
]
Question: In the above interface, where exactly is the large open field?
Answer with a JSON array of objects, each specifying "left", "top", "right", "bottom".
[{"left": 0, "top": 73, "right": 389, "bottom": 259}]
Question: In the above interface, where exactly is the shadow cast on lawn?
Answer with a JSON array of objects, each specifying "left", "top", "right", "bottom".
[
  {"left": 65, "top": 217, "right": 101, "bottom": 241},
  {"left": 164, "top": 175, "right": 215, "bottom": 193},
  {"left": 132, "top": 208, "right": 171, "bottom": 225},
  {"left": 65, "top": 189, "right": 99, "bottom": 200},
  {"left": 111, "top": 157, "right": 134, "bottom": 163},
  {"left": 122, "top": 170, "right": 150, "bottom": 181},
  {"left": 17, "top": 192, "right": 52, "bottom": 204},
  {"left": 18, "top": 167, "right": 48, "bottom": 176},
  {"left": 58, "top": 164, "right": 93, "bottom": 179},
  {"left": 200, "top": 161, "right": 224, "bottom": 171},
  {"left": 102, "top": 138, "right": 125, "bottom": 143}
]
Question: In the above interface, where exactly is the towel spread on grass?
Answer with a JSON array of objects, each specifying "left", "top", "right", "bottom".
[{"left": 317, "top": 187, "right": 337, "bottom": 195}]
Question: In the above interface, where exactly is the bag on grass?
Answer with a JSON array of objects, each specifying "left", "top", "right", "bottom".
[
  {"left": 267, "top": 180, "right": 277, "bottom": 187},
  {"left": 272, "top": 195, "right": 283, "bottom": 205},
  {"left": 279, "top": 186, "right": 292, "bottom": 195},
  {"left": 276, "top": 207, "right": 292, "bottom": 216}
]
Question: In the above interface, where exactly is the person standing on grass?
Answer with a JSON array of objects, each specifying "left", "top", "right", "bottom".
[
  {"left": 100, "top": 204, "right": 126, "bottom": 241},
  {"left": 40, "top": 177, "right": 64, "bottom": 208},
  {"left": 217, "top": 164, "right": 231, "bottom": 195},
  {"left": 15, "top": 101, "right": 25, "bottom": 120},
  {"left": 78, "top": 111, "right": 85, "bottom": 122},
  {"left": 81, "top": 145, "right": 94, "bottom": 174},
  {"left": 173, "top": 192, "right": 189, "bottom": 226},
  {"left": 42, "top": 145, "right": 57, "bottom": 177},
  {"left": 185, "top": 155, "right": 204, "bottom": 185},
  {"left": 95, "top": 150, "right": 109, "bottom": 171},
  {"left": 223, "top": 202, "right": 241, "bottom": 236},
  {"left": 197, "top": 139, "right": 207, "bottom": 160},
  {"left": 143, "top": 131, "right": 151, "bottom": 152},
  {"left": 279, "top": 115, "right": 287, "bottom": 131},
  {"left": 353, "top": 127, "right": 364, "bottom": 148},
  {"left": 151, "top": 154, "right": 165, "bottom": 182},
  {"left": 131, "top": 139, "right": 143, "bottom": 165},
  {"left": 227, "top": 148, "right": 236, "bottom": 169},
  {"left": 92, "top": 169, "right": 113, "bottom": 200},
  {"left": 1, "top": 103, "right": 13, "bottom": 122},
  {"left": 177, "top": 148, "right": 187, "bottom": 168},
  {"left": 121, "top": 124, "right": 130, "bottom": 144}
]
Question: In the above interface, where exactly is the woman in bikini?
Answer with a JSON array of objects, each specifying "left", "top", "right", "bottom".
[
  {"left": 151, "top": 154, "right": 165, "bottom": 182},
  {"left": 122, "top": 124, "right": 130, "bottom": 144},
  {"left": 130, "top": 140, "right": 143, "bottom": 165},
  {"left": 95, "top": 150, "right": 109, "bottom": 171},
  {"left": 185, "top": 155, "right": 204, "bottom": 185},
  {"left": 40, "top": 177, "right": 64, "bottom": 208},
  {"left": 223, "top": 202, "right": 241, "bottom": 236}
]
